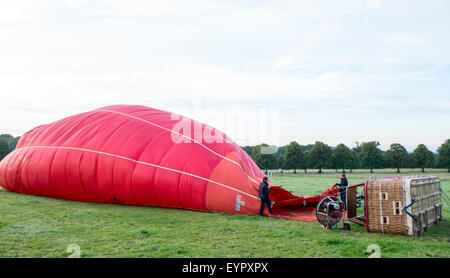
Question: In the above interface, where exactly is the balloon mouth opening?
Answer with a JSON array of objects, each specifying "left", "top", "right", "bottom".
[{"left": 268, "top": 184, "right": 340, "bottom": 222}]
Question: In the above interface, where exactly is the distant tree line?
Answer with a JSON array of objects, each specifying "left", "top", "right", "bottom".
[
  {"left": 0, "top": 134, "right": 20, "bottom": 161},
  {"left": 243, "top": 139, "right": 450, "bottom": 174}
]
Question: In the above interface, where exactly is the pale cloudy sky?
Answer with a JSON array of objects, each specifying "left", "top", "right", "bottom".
[{"left": 0, "top": 0, "right": 449, "bottom": 151}]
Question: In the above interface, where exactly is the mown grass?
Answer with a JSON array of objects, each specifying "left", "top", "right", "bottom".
[{"left": 0, "top": 169, "right": 449, "bottom": 258}]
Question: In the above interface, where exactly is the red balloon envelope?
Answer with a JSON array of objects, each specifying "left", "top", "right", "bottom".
[{"left": 0, "top": 105, "right": 338, "bottom": 221}]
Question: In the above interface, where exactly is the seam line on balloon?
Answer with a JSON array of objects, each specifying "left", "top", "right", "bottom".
[
  {"left": 18, "top": 145, "right": 260, "bottom": 200},
  {"left": 95, "top": 109, "right": 260, "bottom": 185}
]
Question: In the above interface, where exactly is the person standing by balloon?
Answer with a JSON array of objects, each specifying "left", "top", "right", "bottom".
[
  {"left": 336, "top": 174, "right": 348, "bottom": 209},
  {"left": 259, "top": 177, "right": 273, "bottom": 216}
]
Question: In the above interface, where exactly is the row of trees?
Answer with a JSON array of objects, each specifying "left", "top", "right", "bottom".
[{"left": 244, "top": 139, "right": 450, "bottom": 174}]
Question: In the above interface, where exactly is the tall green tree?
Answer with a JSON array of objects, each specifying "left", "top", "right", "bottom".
[
  {"left": 302, "top": 152, "right": 310, "bottom": 173},
  {"left": 252, "top": 143, "right": 278, "bottom": 174},
  {"left": 437, "top": 139, "right": 450, "bottom": 173},
  {"left": 332, "top": 143, "right": 353, "bottom": 173},
  {"left": 349, "top": 149, "right": 360, "bottom": 172},
  {"left": 353, "top": 142, "right": 362, "bottom": 155},
  {"left": 359, "top": 141, "right": 383, "bottom": 173},
  {"left": 276, "top": 145, "right": 287, "bottom": 158},
  {"left": 349, "top": 143, "right": 362, "bottom": 173},
  {"left": 301, "top": 144, "right": 314, "bottom": 153},
  {"left": 0, "top": 138, "right": 10, "bottom": 161},
  {"left": 411, "top": 144, "right": 434, "bottom": 172},
  {"left": 385, "top": 143, "right": 408, "bottom": 173},
  {"left": 278, "top": 154, "right": 286, "bottom": 173},
  {"left": 298, "top": 144, "right": 312, "bottom": 172},
  {"left": 309, "top": 141, "right": 332, "bottom": 173},
  {"left": 0, "top": 134, "right": 19, "bottom": 150},
  {"left": 241, "top": 146, "right": 253, "bottom": 157},
  {"left": 284, "top": 141, "right": 304, "bottom": 174}
]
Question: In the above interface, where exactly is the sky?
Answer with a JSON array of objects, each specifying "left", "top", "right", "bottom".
[{"left": 0, "top": 0, "right": 449, "bottom": 151}]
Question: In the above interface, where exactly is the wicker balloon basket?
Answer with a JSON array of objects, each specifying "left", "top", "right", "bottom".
[{"left": 365, "top": 176, "right": 442, "bottom": 236}]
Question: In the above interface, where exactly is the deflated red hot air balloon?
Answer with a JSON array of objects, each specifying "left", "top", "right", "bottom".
[{"left": 0, "top": 105, "right": 338, "bottom": 221}]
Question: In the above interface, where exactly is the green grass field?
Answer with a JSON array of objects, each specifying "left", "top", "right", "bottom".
[{"left": 0, "top": 169, "right": 449, "bottom": 258}]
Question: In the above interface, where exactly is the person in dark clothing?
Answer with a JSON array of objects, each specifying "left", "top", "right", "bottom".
[
  {"left": 337, "top": 174, "right": 348, "bottom": 209},
  {"left": 259, "top": 177, "right": 273, "bottom": 215}
]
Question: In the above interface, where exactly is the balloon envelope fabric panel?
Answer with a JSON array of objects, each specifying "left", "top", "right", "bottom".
[{"left": 0, "top": 105, "right": 338, "bottom": 221}]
